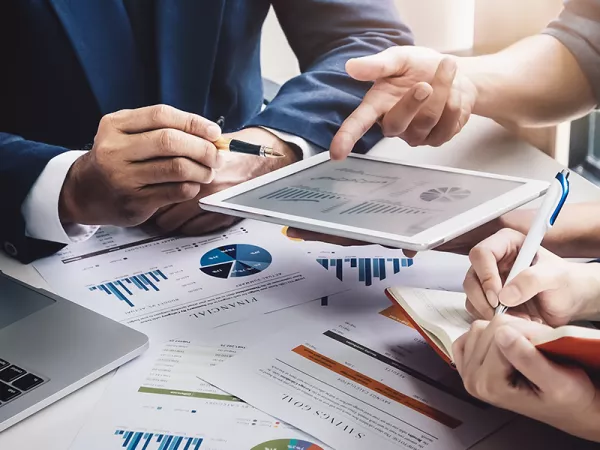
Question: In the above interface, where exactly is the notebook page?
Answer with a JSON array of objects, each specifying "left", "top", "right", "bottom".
[{"left": 397, "top": 288, "right": 472, "bottom": 344}]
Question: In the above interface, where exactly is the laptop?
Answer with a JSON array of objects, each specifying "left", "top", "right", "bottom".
[{"left": 0, "top": 271, "right": 149, "bottom": 432}]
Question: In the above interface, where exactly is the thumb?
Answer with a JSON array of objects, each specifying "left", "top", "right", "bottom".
[
  {"left": 498, "top": 263, "right": 566, "bottom": 308},
  {"left": 346, "top": 47, "right": 409, "bottom": 81}
]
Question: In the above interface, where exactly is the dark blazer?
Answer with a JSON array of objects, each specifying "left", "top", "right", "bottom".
[{"left": 0, "top": 0, "right": 413, "bottom": 263}]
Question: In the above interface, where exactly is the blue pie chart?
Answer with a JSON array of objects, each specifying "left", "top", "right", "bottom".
[{"left": 200, "top": 244, "right": 272, "bottom": 279}]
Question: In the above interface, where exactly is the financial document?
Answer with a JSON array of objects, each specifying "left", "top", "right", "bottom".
[
  {"left": 199, "top": 290, "right": 512, "bottom": 450},
  {"left": 33, "top": 220, "right": 342, "bottom": 339},
  {"left": 68, "top": 297, "right": 353, "bottom": 450}
]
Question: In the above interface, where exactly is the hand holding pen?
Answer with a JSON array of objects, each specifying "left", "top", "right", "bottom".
[
  {"left": 460, "top": 170, "right": 592, "bottom": 326},
  {"left": 495, "top": 169, "right": 570, "bottom": 315}
]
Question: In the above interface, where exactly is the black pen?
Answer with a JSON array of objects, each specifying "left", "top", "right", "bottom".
[{"left": 214, "top": 137, "right": 284, "bottom": 158}]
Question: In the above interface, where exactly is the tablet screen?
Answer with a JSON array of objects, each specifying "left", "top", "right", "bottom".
[{"left": 227, "top": 158, "right": 524, "bottom": 236}]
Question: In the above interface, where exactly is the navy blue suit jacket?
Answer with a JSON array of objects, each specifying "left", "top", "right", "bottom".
[{"left": 0, "top": 0, "right": 412, "bottom": 263}]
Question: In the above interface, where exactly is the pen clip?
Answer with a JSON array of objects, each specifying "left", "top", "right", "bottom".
[{"left": 549, "top": 169, "right": 570, "bottom": 226}]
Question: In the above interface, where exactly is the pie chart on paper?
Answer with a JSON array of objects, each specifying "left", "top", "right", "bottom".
[
  {"left": 200, "top": 244, "right": 272, "bottom": 279},
  {"left": 250, "top": 439, "right": 324, "bottom": 450}
]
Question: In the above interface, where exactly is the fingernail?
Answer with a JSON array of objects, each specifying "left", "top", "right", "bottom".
[
  {"left": 495, "top": 326, "right": 519, "bottom": 348},
  {"left": 498, "top": 285, "right": 520, "bottom": 307},
  {"left": 413, "top": 86, "right": 431, "bottom": 102},
  {"left": 485, "top": 290, "right": 499, "bottom": 308},
  {"left": 207, "top": 124, "right": 221, "bottom": 141}
]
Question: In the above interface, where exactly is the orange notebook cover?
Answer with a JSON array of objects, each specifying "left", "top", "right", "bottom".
[
  {"left": 384, "top": 290, "right": 456, "bottom": 368},
  {"left": 385, "top": 287, "right": 600, "bottom": 374}
]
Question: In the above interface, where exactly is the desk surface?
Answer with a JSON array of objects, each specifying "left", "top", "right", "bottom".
[{"left": 2, "top": 116, "right": 599, "bottom": 450}]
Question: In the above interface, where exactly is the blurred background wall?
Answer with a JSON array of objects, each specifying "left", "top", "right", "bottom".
[{"left": 261, "top": 0, "right": 565, "bottom": 83}]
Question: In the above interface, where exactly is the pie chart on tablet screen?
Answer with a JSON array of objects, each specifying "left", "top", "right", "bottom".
[
  {"left": 250, "top": 439, "right": 324, "bottom": 450},
  {"left": 200, "top": 244, "right": 272, "bottom": 279}
]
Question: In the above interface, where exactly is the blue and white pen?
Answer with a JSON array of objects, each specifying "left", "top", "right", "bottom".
[{"left": 495, "top": 169, "right": 571, "bottom": 315}]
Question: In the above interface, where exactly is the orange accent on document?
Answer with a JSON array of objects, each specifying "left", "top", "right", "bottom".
[{"left": 292, "top": 345, "right": 462, "bottom": 429}]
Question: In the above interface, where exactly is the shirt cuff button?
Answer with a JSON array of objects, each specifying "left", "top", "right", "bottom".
[{"left": 3, "top": 242, "right": 18, "bottom": 257}]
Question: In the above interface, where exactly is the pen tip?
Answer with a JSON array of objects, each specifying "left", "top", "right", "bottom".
[{"left": 262, "top": 147, "right": 285, "bottom": 158}]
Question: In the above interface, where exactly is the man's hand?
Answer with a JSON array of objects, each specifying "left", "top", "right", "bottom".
[
  {"left": 153, "top": 128, "right": 299, "bottom": 235},
  {"left": 463, "top": 229, "right": 600, "bottom": 325},
  {"left": 453, "top": 316, "right": 600, "bottom": 442},
  {"left": 330, "top": 46, "right": 477, "bottom": 159},
  {"left": 59, "top": 105, "right": 223, "bottom": 227}
]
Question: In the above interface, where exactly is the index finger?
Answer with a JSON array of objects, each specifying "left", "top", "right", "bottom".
[
  {"left": 107, "top": 105, "right": 222, "bottom": 141},
  {"left": 468, "top": 229, "right": 527, "bottom": 308},
  {"left": 330, "top": 91, "right": 386, "bottom": 160}
]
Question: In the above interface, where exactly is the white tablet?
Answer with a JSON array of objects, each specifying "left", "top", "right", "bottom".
[{"left": 200, "top": 153, "right": 549, "bottom": 251}]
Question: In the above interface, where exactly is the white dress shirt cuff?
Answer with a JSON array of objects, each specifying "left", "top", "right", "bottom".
[
  {"left": 261, "top": 127, "right": 320, "bottom": 160},
  {"left": 22, "top": 150, "right": 99, "bottom": 244}
]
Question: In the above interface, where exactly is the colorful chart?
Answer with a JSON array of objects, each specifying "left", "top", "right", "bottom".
[
  {"left": 420, "top": 187, "right": 471, "bottom": 202},
  {"left": 89, "top": 270, "right": 168, "bottom": 307},
  {"left": 250, "top": 439, "right": 324, "bottom": 450},
  {"left": 200, "top": 244, "right": 272, "bottom": 279},
  {"left": 317, "top": 257, "right": 413, "bottom": 287},
  {"left": 114, "top": 429, "right": 202, "bottom": 450}
]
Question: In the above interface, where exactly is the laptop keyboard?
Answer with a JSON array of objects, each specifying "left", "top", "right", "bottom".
[{"left": 0, "top": 358, "right": 46, "bottom": 407}]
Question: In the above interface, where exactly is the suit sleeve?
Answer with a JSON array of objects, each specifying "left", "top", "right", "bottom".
[
  {"left": 0, "top": 132, "right": 69, "bottom": 263},
  {"left": 245, "top": 0, "right": 413, "bottom": 153}
]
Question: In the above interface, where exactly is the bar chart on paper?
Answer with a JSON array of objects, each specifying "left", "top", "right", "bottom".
[
  {"left": 114, "top": 429, "right": 203, "bottom": 450},
  {"left": 88, "top": 270, "right": 168, "bottom": 307},
  {"left": 316, "top": 257, "right": 413, "bottom": 287}
]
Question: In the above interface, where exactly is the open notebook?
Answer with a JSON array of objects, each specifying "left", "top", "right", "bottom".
[{"left": 385, "top": 287, "right": 600, "bottom": 372}]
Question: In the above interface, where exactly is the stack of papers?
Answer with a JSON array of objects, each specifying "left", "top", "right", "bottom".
[{"left": 33, "top": 220, "right": 511, "bottom": 450}]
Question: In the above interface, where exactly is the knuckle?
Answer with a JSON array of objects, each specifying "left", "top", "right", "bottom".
[
  {"left": 474, "top": 377, "right": 499, "bottom": 403},
  {"left": 463, "top": 376, "right": 478, "bottom": 397},
  {"left": 413, "top": 110, "right": 440, "bottom": 130},
  {"left": 345, "top": 116, "right": 369, "bottom": 137},
  {"left": 186, "top": 114, "right": 205, "bottom": 135},
  {"left": 470, "top": 320, "right": 487, "bottom": 333},
  {"left": 116, "top": 194, "right": 144, "bottom": 225},
  {"left": 381, "top": 123, "right": 401, "bottom": 138},
  {"left": 446, "top": 98, "right": 462, "bottom": 117},
  {"left": 152, "top": 104, "right": 174, "bottom": 124},
  {"left": 170, "top": 158, "right": 190, "bottom": 180},
  {"left": 159, "top": 129, "right": 179, "bottom": 154},
  {"left": 175, "top": 183, "right": 200, "bottom": 201},
  {"left": 99, "top": 113, "right": 116, "bottom": 130},
  {"left": 468, "top": 245, "right": 486, "bottom": 264}
]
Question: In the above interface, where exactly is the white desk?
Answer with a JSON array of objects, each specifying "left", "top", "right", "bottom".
[{"left": 2, "top": 116, "right": 599, "bottom": 450}]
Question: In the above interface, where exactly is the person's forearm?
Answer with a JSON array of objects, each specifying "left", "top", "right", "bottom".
[
  {"left": 457, "top": 35, "right": 596, "bottom": 128},
  {"left": 501, "top": 203, "right": 600, "bottom": 258}
]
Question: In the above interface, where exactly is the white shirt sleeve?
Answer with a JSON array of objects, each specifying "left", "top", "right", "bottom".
[
  {"left": 21, "top": 151, "right": 99, "bottom": 244},
  {"left": 261, "top": 127, "right": 320, "bottom": 159}
]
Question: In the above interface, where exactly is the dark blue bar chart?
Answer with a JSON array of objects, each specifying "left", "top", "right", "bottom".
[
  {"left": 317, "top": 257, "right": 413, "bottom": 287},
  {"left": 114, "top": 429, "right": 203, "bottom": 450},
  {"left": 89, "top": 270, "right": 168, "bottom": 307}
]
